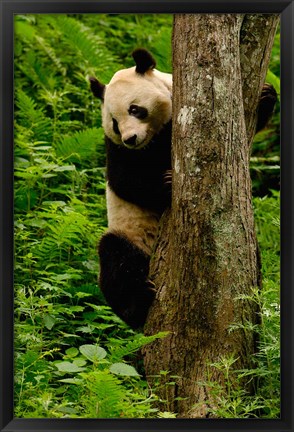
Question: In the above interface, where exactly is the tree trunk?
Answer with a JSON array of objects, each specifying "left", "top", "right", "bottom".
[
  {"left": 240, "top": 14, "right": 279, "bottom": 142},
  {"left": 143, "top": 14, "right": 278, "bottom": 418}
]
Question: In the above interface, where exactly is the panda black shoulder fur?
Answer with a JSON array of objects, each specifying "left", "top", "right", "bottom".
[
  {"left": 89, "top": 48, "right": 277, "bottom": 329},
  {"left": 89, "top": 49, "right": 172, "bottom": 329}
]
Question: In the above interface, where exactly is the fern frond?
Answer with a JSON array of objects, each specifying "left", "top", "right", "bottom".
[
  {"left": 15, "top": 90, "right": 53, "bottom": 142},
  {"left": 109, "top": 332, "right": 169, "bottom": 362},
  {"left": 55, "top": 128, "right": 104, "bottom": 163},
  {"left": 35, "top": 36, "right": 67, "bottom": 76},
  {"left": 34, "top": 211, "right": 89, "bottom": 263},
  {"left": 81, "top": 371, "right": 126, "bottom": 418},
  {"left": 15, "top": 19, "right": 36, "bottom": 41},
  {"left": 16, "top": 50, "right": 58, "bottom": 91},
  {"left": 50, "top": 16, "right": 121, "bottom": 80}
]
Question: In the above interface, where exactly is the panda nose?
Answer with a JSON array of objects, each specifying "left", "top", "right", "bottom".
[{"left": 123, "top": 135, "right": 137, "bottom": 146}]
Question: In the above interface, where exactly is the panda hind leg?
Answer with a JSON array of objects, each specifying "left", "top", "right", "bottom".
[
  {"left": 98, "top": 231, "right": 155, "bottom": 329},
  {"left": 256, "top": 83, "right": 277, "bottom": 132}
]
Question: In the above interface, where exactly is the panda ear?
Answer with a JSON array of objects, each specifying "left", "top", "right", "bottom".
[
  {"left": 89, "top": 76, "right": 105, "bottom": 101},
  {"left": 132, "top": 49, "right": 156, "bottom": 74}
]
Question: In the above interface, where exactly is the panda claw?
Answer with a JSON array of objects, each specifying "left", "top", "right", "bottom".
[
  {"left": 147, "top": 279, "right": 156, "bottom": 292},
  {"left": 164, "top": 169, "right": 172, "bottom": 184}
]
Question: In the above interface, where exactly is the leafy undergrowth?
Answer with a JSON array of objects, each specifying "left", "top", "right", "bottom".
[{"left": 14, "top": 13, "right": 173, "bottom": 418}]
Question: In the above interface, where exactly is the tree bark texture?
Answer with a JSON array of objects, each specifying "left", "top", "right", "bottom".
[
  {"left": 143, "top": 14, "right": 278, "bottom": 418},
  {"left": 240, "top": 14, "right": 279, "bottom": 142}
]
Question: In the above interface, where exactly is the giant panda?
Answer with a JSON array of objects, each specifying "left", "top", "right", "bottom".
[
  {"left": 89, "top": 48, "right": 276, "bottom": 329},
  {"left": 89, "top": 49, "right": 172, "bottom": 329}
]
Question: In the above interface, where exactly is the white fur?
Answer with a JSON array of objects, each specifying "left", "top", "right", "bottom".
[
  {"left": 102, "top": 66, "right": 172, "bottom": 148},
  {"left": 106, "top": 184, "right": 160, "bottom": 255}
]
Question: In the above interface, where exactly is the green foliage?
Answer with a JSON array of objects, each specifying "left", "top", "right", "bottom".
[
  {"left": 80, "top": 14, "right": 172, "bottom": 72},
  {"left": 55, "top": 128, "right": 104, "bottom": 164},
  {"left": 14, "top": 13, "right": 174, "bottom": 419},
  {"left": 14, "top": 13, "right": 280, "bottom": 419}
]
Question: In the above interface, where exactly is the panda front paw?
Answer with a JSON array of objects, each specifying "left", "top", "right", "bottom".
[
  {"left": 163, "top": 169, "right": 172, "bottom": 199},
  {"left": 256, "top": 83, "right": 277, "bottom": 132}
]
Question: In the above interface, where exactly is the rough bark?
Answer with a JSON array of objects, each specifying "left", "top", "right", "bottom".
[
  {"left": 240, "top": 14, "right": 279, "bottom": 142},
  {"left": 143, "top": 14, "right": 278, "bottom": 418}
]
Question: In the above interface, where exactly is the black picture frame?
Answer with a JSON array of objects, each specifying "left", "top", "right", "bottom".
[{"left": 0, "top": 1, "right": 293, "bottom": 431}]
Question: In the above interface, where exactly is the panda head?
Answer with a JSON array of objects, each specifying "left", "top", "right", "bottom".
[{"left": 89, "top": 49, "right": 172, "bottom": 150}]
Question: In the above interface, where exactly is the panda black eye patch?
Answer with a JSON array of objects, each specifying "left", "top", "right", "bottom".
[
  {"left": 112, "top": 118, "right": 120, "bottom": 135},
  {"left": 128, "top": 105, "right": 148, "bottom": 119}
]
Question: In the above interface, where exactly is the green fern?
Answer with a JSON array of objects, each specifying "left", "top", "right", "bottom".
[
  {"left": 35, "top": 35, "right": 67, "bottom": 77},
  {"left": 80, "top": 370, "right": 126, "bottom": 418},
  {"left": 15, "top": 19, "right": 36, "bottom": 41},
  {"left": 49, "top": 16, "right": 121, "bottom": 79},
  {"left": 16, "top": 90, "right": 53, "bottom": 141},
  {"left": 34, "top": 211, "right": 89, "bottom": 263},
  {"left": 16, "top": 50, "right": 59, "bottom": 91},
  {"left": 55, "top": 128, "right": 104, "bottom": 163},
  {"left": 109, "top": 332, "right": 169, "bottom": 362}
]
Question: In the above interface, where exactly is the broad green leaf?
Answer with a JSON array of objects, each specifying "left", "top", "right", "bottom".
[
  {"left": 55, "top": 361, "right": 84, "bottom": 373},
  {"left": 73, "top": 358, "right": 87, "bottom": 367},
  {"left": 76, "top": 325, "right": 94, "bottom": 334},
  {"left": 43, "top": 314, "right": 55, "bottom": 330},
  {"left": 59, "top": 378, "right": 83, "bottom": 385},
  {"left": 109, "top": 362, "right": 139, "bottom": 377},
  {"left": 79, "top": 344, "right": 107, "bottom": 362},
  {"left": 53, "top": 165, "right": 76, "bottom": 172},
  {"left": 65, "top": 347, "right": 79, "bottom": 358},
  {"left": 56, "top": 407, "right": 78, "bottom": 415}
]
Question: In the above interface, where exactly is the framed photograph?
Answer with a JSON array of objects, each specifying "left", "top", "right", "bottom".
[{"left": 0, "top": 1, "right": 293, "bottom": 431}]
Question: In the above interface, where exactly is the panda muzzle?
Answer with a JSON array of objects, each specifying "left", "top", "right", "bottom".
[{"left": 123, "top": 135, "right": 137, "bottom": 147}]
